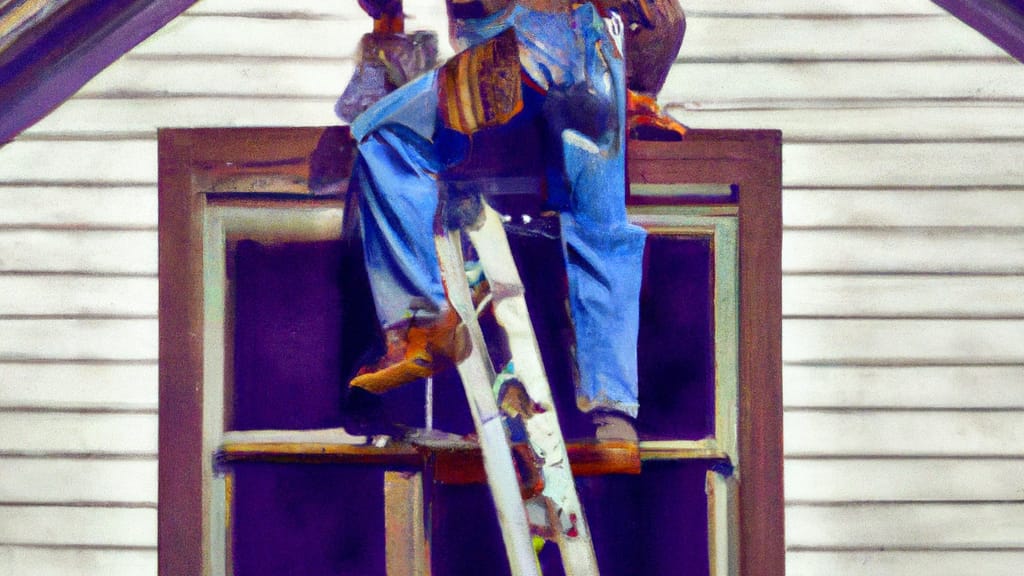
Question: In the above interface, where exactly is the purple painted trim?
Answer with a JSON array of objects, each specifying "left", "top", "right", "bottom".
[
  {"left": 934, "top": 0, "right": 1024, "bottom": 63},
  {"left": 0, "top": 0, "right": 198, "bottom": 145}
]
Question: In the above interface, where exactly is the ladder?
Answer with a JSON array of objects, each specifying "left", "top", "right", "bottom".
[{"left": 434, "top": 200, "right": 601, "bottom": 576}]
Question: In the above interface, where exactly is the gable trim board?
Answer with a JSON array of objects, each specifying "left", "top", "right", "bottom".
[{"left": 0, "top": 0, "right": 197, "bottom": 146}]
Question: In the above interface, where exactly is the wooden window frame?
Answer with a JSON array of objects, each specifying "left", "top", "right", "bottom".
[{"left": 158, "top": 127, "right": 782, "bottom": 576}]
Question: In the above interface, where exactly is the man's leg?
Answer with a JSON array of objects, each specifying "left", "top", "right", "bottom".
[{"left": 553, "top": 6, "right": 646, "bottom": 424}]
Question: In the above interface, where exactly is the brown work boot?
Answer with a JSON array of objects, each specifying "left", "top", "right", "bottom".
[
  {"left": 349, "top": 308, "right": 470, "bottom": 394},
  {"left": 627, "top": 90, "right": 687, "bottom": 141}
]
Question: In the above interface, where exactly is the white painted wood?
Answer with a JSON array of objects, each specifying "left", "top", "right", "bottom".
[
  {"left": 0, "top": 413, "right": 157, "bottom": 455},
  {"left": 787, "top": 551, "right": 1024, "bottom": 576},
  {"left": 0, "top": 547, "right": 156, "bottom": 576},
  {"left": 783, "top": 275, "right": 1024, "bottom": 318},
  {"left": 25, "top": 98, "right": 339, "bottom": 136},
  {"left": 784, "top": 411, "right": 1024, "bottom": 457},
  {"left": 783, "top": 143, "right": 1024, "bottom": 188},
  {"left": 0, "top": 231, "right": 157, "bottom": 274},
  {"left": 681, "top": 0, "right": 946, "bottom": 16},
  {"left": 130, "top": 15, "right": 1007, "bottom": 61},
  {"left": 783, "top": 229, "right": 1024, "bottom": 274},
  {"left": 0, "top": 458, "right": 157, "bottom": 504},
  {"left": 783, "top": 365, "right": 1024, "bottom": 408},
  {"left": 663, "top": 61, "right": 1024, "bottom": 104},
  {"left": 0, "top": 276, "right": 157, "bottom": 316},
  {"left": 0, "top": 319, "right": 157, "bottom": 362},
  {"left": 0, "top": 506, "right": 155, "bottom": 547},
  {"left": 682, "top": 16, "right": 1006, "bottom": 60},
  {"left": 73, "top": 60, "right": 1024, "bottom": 103},
  {"left": 784, "top": 189, "right": 1024, "bottom": 228},
  {"left": 0, "top": 140, "right": 157, "bottom": 184},
  {"left": 0, "top": 363, "right": 157, "bottom": 410},
  {"left": 79, "top": 59, "right": 354, "bottom": 99},
  {"left": 784, "top": 319, "right": 1024, "bottom": 364},
  {"left": 785, "top": 458, "right": 1024, "bottom": 502},
  {"left": 786, "top": 502, "right": 1024, "bottom": 548},
  {"left": 0, "top": 187, "right": 156, "bottom": 227},
  {"left": 675, "top": 105, "right": 1024, "bottom": 140}
]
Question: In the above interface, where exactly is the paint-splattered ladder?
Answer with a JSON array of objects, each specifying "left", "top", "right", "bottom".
[{"left": 434, "top": 200, "right": 601, "bottom": 576}]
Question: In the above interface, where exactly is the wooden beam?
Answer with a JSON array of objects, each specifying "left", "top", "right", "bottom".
[
  {"left": 934, "top": 0, "right": 1024, "bottom": 63},
  {"left": 0, "top": 0, "right": 197, "bottom": 145}
]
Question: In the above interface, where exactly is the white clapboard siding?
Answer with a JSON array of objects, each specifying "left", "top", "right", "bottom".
[
  {"left": 0, "top": 140, "right": 157, "bottom": 184},
  {"left": 78, "top": 59, "right": 354, "bottom": 99},
  {"left": 0, "top": 231, "right": 157, "bottom": 274},
  {"left": 784, "top": 189, "right": 1024, "bottom": 228},
  {"left": 783, "top": 229, "right": 1024, "bottom": 274},
  {"left": 0, "top": 548, "right": 156, "bottom": 576},
  {"left": 0, "top": 458, "right": 157, "bottom": 504},
  {"left": 0, "top": 187, "right": 156, "bottom": 228},
  {"left": 0, "top": 363, "right": 157, "bottom": 410},
  {"left": 783, "top": 142, "right": 1024, "bottom": 187},
  {"left": 0, "top": 413, "right": 158, "bottom": 456},
  {"left": 785, "top": 458, "right": 1024, "bottom": 502},
  {"left": 673, "top": 106, "right": 1024, "bottom": 141},
  {"left": 27, "top": 98, "right": 340, "bottom": 135},
  {"left": 784, "top": 365, "right": 1024, "bottom": 408},
  {"left": 132, "top": 15, "right": 1007, "bottom": 62},
  {"left": 785, "top": 411, "right": 1024, "bottom": 457},
  {"left": 0, "top": 276, "right": 158, "bottom": 317},
  {"left": 0, "top": 506, "right": 156, "bottom": 547},
  {"left": 784, "top": 275, "right": 1024, "bottom": 318},
  {"left": 681, "top": 0, "right": 946, "bottom": 16},
  {"left": 681, "top": 16, "right": 1006, "bottom": 61},
  {"left": 784, "top": 319, "right": 1024, "bottom": 364},
  {"left": 787, "top": 502, "right": 1024, "bottom": 548},
  {"left": 663, "top": 62, "right": 1024, "bottom": 103},
  {"left": 0, "top": 319, "right": 158, "bottom": 362},
  {"left": 787, "top": 551, "right": 1024, "bottom": 576}
]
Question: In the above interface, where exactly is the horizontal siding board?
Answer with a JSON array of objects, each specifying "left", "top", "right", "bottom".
[
  {"left": 787, "top": 550, "right": 1024, "bottom": 576},
  {"left": 0, "top": 547, "right": 156, "bottom": 576},
  {"left": 783, "top": 275, "right": 1024, "bottom": 318},
  {"left": 786, "top": 502, "right": 1024, "bottom": 548},
  {"left": 677, "top": 106, "right": 1024, "bottom": 141},
  {"left": 783, "top": 229, "right": 1024, "bottom": 274},
  {"left": 0, "top": 458, "right": 157, "bottom": 504},
  {"left": 79, "top": 59, "right": 354, "bottom": 99},
  {"left": 132, "top": 16, "right": 1004, "bottom": 61},
  {"left": 25, "top": 98, "right": 339, "bottom": 135},
  {"left": 76, "top": 61, "right": 1024, "bottom": 103},
  {"left": 785, "top": 411, "right": 1024, "bottom": 457},
  {"left": 0, "top": 276, "right": 157, "bottom": 317},
  {"left": 683, "top": 16, "right": 1006, "bottom": 60},
  {"left": 27, "top": 102, "right": 1024, "bottom": 141},
  {"left": 783, "top": 365, "right": 1024, "bottom": 409},
  {"left": 187, "top": 0, "right": 947, "bottom": 18},
  {"left": 0, "top": 319, "right": 157, "bottom": 361},
  {"left": 663, "top": 62, "right": 1024, "bottom": 104},
  {"left": 783, "top": 189, "right": 1024, "bottom": 228},
  {"left": 0, "top": 506, "right": 155, "bottom": 547},
  {"left": 0, "top": 187, "right": 156, "bottom": 228},
  {"left": 0, "top": 141, "right": 157, "bottom": 184},
  {"left": 782, "top": 143, "right": 1024, "bottom": 188},
  {"left": 0, "top": 413, "right": 157, "bottom": 455},
  {"left": 136, "top": 14, "right": 455, "bottom": 59},
  {"left": 785, "top": 458, "right": 1024, "bottom": 502},
  {"left": 0, "top": 363, "right": 157, "bottom": 410},
  {"left": 680, "top": 0, "right": 946, "bottom": 16},
  {"left": 783, "top": 319, "right": 1024, "bottom": 364},
  {"left": 0, "top": 230, "right": 156, "bottom": 274}
]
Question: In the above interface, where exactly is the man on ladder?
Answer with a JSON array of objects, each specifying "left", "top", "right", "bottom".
[{"left": 339, "top": 0, "right": 686, "bottom": 572}]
